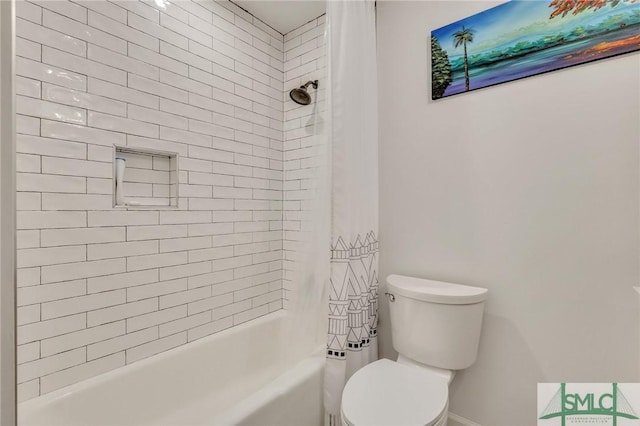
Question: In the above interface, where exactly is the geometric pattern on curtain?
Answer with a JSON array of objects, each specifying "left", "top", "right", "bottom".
[
  {"left": 327, "top": 232, "right": 379, "bottom": 359},
  {"left": 325, "top": 232, "right": 379, "bottom": 425}
]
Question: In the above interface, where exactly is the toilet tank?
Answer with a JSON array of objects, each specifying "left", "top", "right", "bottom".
[{"left": 386, "top": 275, "right": 488, "bottom": 370}]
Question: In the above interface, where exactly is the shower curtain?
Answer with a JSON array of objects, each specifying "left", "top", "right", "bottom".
[{"left": 324, "top": 1, "right": 379, "bottom": 424}]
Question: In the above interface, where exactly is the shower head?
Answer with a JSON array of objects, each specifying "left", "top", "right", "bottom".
[{"left": 289, "top": 80, "right": 319, "bottom": 106}]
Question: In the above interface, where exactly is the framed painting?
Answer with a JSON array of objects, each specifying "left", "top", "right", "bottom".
[{"left": 431, "top": 0, "right": 640, "bottom": 99}]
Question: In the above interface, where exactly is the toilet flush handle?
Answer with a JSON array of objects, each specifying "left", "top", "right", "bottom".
[{"left": 384, "top": 292, "right": 395, "bottom": 302}]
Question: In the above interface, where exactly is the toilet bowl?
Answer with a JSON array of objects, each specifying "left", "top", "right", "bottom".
[
  {"left": 341, "top": 359, "right": 448, "bottom": 426},
  {"left": 340, "top": 275, "right": 488, "bottom": 426}
]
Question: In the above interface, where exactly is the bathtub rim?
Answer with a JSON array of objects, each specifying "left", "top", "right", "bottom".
[{"left": 18, "top": 309, "right": 315, "bottom": 418}]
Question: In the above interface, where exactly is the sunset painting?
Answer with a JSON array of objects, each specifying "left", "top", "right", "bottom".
[{"left": 431, "top": 0, "right": 640, "bottom": 99}]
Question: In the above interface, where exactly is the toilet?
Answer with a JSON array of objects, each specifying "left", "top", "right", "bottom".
[{"left": 341, "top": 274, "right": 488, "bottom": 426}]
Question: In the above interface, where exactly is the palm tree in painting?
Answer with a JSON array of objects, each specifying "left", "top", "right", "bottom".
[{"left": 452, "top": 26, "right": 475, "bottom": 92}]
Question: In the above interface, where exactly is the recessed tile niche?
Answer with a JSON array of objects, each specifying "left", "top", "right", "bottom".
[{"left": 113, "top": 146, "right": 179, "bottom": 209}]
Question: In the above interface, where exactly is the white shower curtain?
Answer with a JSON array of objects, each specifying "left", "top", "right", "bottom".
[{"left": 324, "top": 1, "right": 379, "bottom": 424}]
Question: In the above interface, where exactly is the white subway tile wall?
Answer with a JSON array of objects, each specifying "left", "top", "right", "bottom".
[
  {"left": 14, "top": 0, "right": 328, "bottom": 402},
  {"left": 282, "top": 17, "right": 327, "bottom": 307}
]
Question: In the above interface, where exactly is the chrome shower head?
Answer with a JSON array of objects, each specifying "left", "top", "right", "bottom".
[{"left": 289, "top": 80, "right": 319, "bottom": 106}]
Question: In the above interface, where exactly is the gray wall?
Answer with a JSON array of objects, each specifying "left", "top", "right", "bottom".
[{"left": 377, "top": 1, "right": 640, "bottom": 425}]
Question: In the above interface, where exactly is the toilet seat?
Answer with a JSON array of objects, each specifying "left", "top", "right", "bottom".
[{"left": 341, "top": 359, "right": 449, "bottom": 426}]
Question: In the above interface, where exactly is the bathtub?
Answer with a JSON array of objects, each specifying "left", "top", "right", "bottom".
[{"left": 19, "top": 311, "right": 325, "bottom": 426}]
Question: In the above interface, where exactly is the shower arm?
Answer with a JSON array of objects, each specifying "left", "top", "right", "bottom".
[{"left": 301, "top": 80, "right": 319, "bottom": 90}]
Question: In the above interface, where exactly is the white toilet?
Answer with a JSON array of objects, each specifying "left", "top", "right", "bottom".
[{"left": 341, "top": 274, "right": 488, "bottom": 426}]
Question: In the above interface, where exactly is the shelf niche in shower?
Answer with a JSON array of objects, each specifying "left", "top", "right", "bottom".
[{"left": 113, "top": 146, "right": 179, "bottom": 209}]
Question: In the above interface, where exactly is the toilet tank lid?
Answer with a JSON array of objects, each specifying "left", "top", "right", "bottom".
[{"left": 386, "top": 274, "right": 488, "bottom": 304}]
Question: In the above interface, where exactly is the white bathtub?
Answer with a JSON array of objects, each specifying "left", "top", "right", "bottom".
[{"left": 19, "top": 311, "right": 325, "bottom": 426}]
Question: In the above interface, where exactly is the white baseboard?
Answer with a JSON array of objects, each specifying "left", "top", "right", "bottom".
[{"left": 448, "top": 412, "right": 482, "bottom": 426}]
